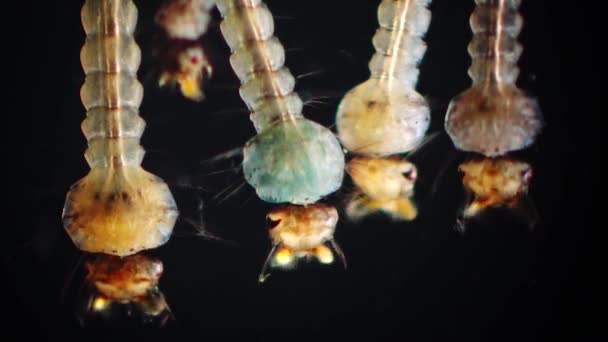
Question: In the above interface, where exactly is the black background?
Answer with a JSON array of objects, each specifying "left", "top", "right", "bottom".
[{"left": 4, "top": 0, "right": 593, "bottom": 341}]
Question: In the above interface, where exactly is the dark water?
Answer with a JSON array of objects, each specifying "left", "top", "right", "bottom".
[{"left": 5, "top": 0, "right": 590, "bottom": 341}]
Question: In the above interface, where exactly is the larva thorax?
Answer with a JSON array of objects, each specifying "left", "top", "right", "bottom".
[
  {"left": 62, "top": 0, "right": 178, "bottom": 257},
  {"left": 445, "top": 0, "right": 542, "bottom": 157},
  {"left": 337, "top": 0, "right": 432, "bottom": 156},
  {"left": 217, "top": 0, "right": 345, "bottom": 205}
]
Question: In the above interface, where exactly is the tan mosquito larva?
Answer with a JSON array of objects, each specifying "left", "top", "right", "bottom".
[
  {"left": 346, "top": 156, "right": 418, "bottom": 221},
  {"left": 155, "top": 0, "right": 216, "bottom": 101},
  {"left": 84, "top": 254, "right": 170, "bottom": 318},
  {"left": 337, "top": 0, "right": 432, "bottom": 156},
  {"left": 445, "top": 0, "right": 542, "bottom": 156},
  {"left": 259, "top": 203, "right": 345, "bottom": 282},
  {"left": 216, "top": 0, "right": 345, "bottom": 205},
  {"left": 459, "top": 157, "right": 532, "bottom": 218},
  {"left": 62, "top": 0, "right": 178, "bottom": 257}
]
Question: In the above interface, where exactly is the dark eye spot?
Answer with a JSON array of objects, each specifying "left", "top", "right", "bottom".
[
  {"left": 266, "top": 217, "right": 282, "bottom": 229},
  {"left": 402, "top": 169, "right": 415, "bottom": 180}
]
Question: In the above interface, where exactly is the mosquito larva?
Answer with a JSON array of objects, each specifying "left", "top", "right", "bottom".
[
  {"left": 216, "top": 0, "right": 345, "bottom": 205},
  {"left": 259, "top": 203, "right": 345, "bottom": 282},
  {"left": 336, "top": 0, "right": 431, "bottom": 220},
  {"left": 155, "top": 0, "right": 216, "bottom": 101},
  {"left": 83, "top": 254, "right": 170, "bottom": 319},
  {"left": 459, "top": 157, "right": 532, "bottom": 218},
  {"left": 62, "top": 0, "right": 178, "bottom": 257},
  {"left": 336, "top": 0, "right": 431, "bottom": 156},
  {"left": 445, "top": 0, "right": 542, "bottom": 156}
]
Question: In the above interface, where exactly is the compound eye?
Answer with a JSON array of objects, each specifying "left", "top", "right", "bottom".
[
  {"left": 266, "top": 215, "right": 282, "bottom": 229},
  {"left": 402, "top": 167, "right": 417, "bottom": 181}
]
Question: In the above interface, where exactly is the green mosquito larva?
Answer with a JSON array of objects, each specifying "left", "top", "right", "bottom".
[
  {"left": 337, "top": 0, "right": 432, "bottom": 156},
  {"left": 445, "top": 0, "right": 542, "bottom": 156},
  {"left": 62, "top": 0, "right": 178, "bottom": 257},
  {"left": 216, "top": 0, "right": 345, "bottom": 205}
]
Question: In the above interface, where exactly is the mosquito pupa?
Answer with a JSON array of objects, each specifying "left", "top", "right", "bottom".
[
  {"left": 62, "top": 0, "right": 178, "bottom": 256},
  {"left": 81, "top": 254, "right": 171, "bottom": 323},
  {"left": 259, "top": 203, "right": 345, "bottom": 282},
  {"left": 459, "top": 157, "right": 532, "bottom": 218},
  {"left": 155, "top": 0, "right": 217, "bottom": 101},
  {"left": 444, "top": 0, "right": 542, "bottom": 156},
  {"left": 216, "top": 0, "right": 345, "bottom": 205},
  {"left": 336, "top": 0, "right": 432, "bottom": 156}
]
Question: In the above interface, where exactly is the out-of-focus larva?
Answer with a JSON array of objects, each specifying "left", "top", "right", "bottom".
[
  {"left": 459, "top": 157, "right": 532, "bottom": 218},
  {"left": 155, "top": 0, "right": 216, "bottom": 40},
  {"left": 216, "top": 0, "right": 345, "bottom": 205},
  {"left": 445, "top": 0, "right": 542, "bottom": 156},
  {"left": 259, "top": 203, "right": 344, "bottom": 282},
  {"left": 336, "top": 0, "right": 431, "bottom": 156},
  {"left": 83, "top": 254, "right": 170, "bottom": 319},
  {"left": 158, "top": 43, "right": 212, "bottom": 101},
  {"left": 62, "top": 0, "right": 178, "bottom": 256},
  {"left": 155, "top": 0, "right": 216, "bottom": 101},
  {"left": 346, "top": 156, "right": 418, "bottom": 221}
]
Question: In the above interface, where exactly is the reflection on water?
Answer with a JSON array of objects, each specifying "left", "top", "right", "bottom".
[{"left": 75, "top": 253, "right": 171, "bottom": 327}]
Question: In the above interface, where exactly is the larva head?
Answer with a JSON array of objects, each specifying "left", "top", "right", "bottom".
[
  {"left": 445, "top": 85, "right": 542, "bottom": 156},
  {"left": 62, "top": 167, "right": 178, "bottom": 256},
  {"left": 267, "top": 203, "right": 338, "bottom": 252},
  {"left": 85, "top": 254, "right": 163, "bottom": 301},
  {"left": 85, "top": 254, "right": 169, "bottom": 317},
  {"left": 347, "top": 156, "right": 417, "bottom": 201},
  {"left": 336, "top": 79, "right": 430, "bottom": 156},
  {"left": 243, "top": 119, "right": 345, "bottom": 204},
  {"left": 459, "top": 158, "right": 532, "bottom": 217}
]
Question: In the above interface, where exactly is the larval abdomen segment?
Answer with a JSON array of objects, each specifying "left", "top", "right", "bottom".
[
  {"left": 468, "top": 0, "right": 523, "bottom": 84},
  {"left": 218, "top": 1, "right": 303, "bottom": 132},
  {"left": 370, "top": 0, "right": 431, "bottom": 87}
]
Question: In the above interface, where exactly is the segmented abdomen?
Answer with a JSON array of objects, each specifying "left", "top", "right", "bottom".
[
  {"left": 370, "top": 0, "right": 431, "bottom": 88},
  {"left": 216, "top": 0, "right": 303, "bottom": 132},
  {"left": 80, "top": 0, "right": 145, "bottom": 168},
  {"left": 468, "top": 0, "right": 522, "bottom": 84}
]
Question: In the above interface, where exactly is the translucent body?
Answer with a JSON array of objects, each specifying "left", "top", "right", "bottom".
[
  {"left": 445, "top": 0, "right": 542, "bottom": 156},
  {"left": 63, "top": 0, "right": 178, "bottom": 256},
  {"left": 84, "top": 254, "right": 169, "bottom": 317},
  {"left": 346, "top": 157, "right": 418, "bottom": 220},
  {"left": 459, "top": 158, "right": 531, "bottom": 217},
  {"left": 266, "top": 204, "right": 339, "bottom": 266},
  {"left": 337, "top": 0, "right": 431, "bottom": 156},
  {"left": 217, "top": 0, "right": 345, "bottom": 204}
]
